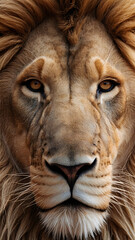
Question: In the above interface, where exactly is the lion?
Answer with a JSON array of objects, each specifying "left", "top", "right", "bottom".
[{"left": 0, "top": 0, "right": 135, "bottom": 239}]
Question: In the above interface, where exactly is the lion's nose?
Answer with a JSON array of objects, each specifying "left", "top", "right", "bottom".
[{"left": 45, "top": 157, "right": 97, "bottom": 190}]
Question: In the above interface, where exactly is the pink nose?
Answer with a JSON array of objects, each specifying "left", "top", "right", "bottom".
[
  {"left": 56, "top": 164, "right": 86, "bottom": 183},
  {"left": 45, "top": 159, "right": 97, "bottom": 190}
]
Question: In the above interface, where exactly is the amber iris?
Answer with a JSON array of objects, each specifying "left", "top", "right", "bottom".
[
  {"left": 29, "top": 80, "right": 42, "bottom": 90},
  {"left": 24, "top": 79, "right": 44, "bottom": 93},
  {"left": 98, "top": 80, "right": 117, "bottom": 92}
]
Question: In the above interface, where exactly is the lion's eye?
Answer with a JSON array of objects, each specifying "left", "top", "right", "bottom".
[
  {"left": 24, "top": 79, "right": 44, "bottom": 93},
  {"left": 98, "top": 80, "right": 118, "bottom": 93}
]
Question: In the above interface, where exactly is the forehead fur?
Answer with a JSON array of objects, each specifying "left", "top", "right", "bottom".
[{"left": 0, "top": 0, "right": 135, "bottom": 70}]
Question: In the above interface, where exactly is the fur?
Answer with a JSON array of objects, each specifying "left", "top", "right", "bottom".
[
  {"left": 0, "top": 0, "right": 135, "bottom": 69},
  {"left": 0, "top": 1, "right": 135, "bottom": 240}
]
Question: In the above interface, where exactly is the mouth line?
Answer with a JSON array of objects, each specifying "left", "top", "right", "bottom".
[{"left": 36, "top": 198, "right": 107, "bottom": 213}]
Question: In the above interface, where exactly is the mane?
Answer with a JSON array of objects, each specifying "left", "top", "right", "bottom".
[
  {"left": 0, "top": 1, "right": 135, "bottom": 239},
  {"left": 0, "top": 0, "right": 135, "bottom": 70}
]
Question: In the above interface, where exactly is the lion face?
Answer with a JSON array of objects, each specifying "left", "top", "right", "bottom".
[{"left": 2, "top": 17, "right": 135, "bottom": 239}]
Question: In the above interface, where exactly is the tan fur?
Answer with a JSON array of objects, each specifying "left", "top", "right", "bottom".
[{"left": 0, "top": 1, "right": 135, "bottom": 240}]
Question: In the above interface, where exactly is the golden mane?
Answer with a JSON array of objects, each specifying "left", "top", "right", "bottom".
[
  {"left": 0, "top": 0, "right": 135, "bottom": 70},
  {"left": 0, "top": 1, "right": 135, "bottom": 240}
]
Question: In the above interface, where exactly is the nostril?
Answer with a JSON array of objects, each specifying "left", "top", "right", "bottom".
[
  {"left": 77, "top": 158, "right": 97, "bottom": 177},
  {"left": 45, "top": 161, "right": 65, "bottom": 177},
  {"left": 45, "top": 158, "right": 97, "bottom": 190}
]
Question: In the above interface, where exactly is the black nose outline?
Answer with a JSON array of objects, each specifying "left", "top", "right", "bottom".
[{"left": 45, "top": 158, "right": 97, "bottom": 192}]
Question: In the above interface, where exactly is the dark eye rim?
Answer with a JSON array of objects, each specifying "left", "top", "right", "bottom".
[
  {"left": 22, "top": 78, "right": 45, "bottom": 93},
  {"left": 97, "top": 79, "right": 120, "bottom": 94}
]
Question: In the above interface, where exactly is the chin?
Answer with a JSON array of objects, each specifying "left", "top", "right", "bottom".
[{"left": 39, "top": 204, "right": 108, "bottom": 240}]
